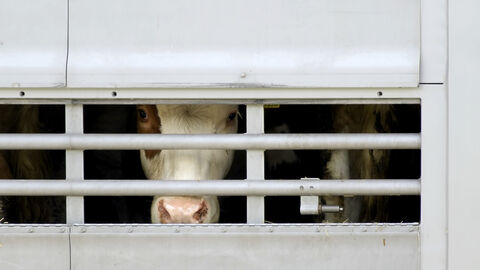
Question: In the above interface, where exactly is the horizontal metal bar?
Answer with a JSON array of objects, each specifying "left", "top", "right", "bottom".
[
  {"left": 0, "top": 133, "right": 420, "bottom": 150},
  {"left": 0, "top": 87, "right": 423, "bottom": 102},
  {"left": 0, "top": 180, "right": 420, "bottom": 196},
  {"left": 0, "top": 98, "right": 421, "bottom": 105},
  {"left": 0, "top": 223, "right": 420, "bottom": 233}
]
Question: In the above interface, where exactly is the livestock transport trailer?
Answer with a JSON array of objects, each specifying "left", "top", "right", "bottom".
[{"left": 0, "top": 0, "right": 478, "bottom": 269}]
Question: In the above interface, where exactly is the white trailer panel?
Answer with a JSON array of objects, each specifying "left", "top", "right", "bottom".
[
  {"left": 448, "top": 0, "right": 480, "bottom": 269},
  {"left": 420, "top": 0, "right": 447, "bottom": 83},
  {"left": 0, "top": 0, "right": 67, "bottom": 87},
  {"left": 70, "top": 225, "right": 419, "bottom": 270},
  {"left": 0, "top": 226, "right": 70, "bottom": 270},
  {"left": 68, "top": 0, "right": 420, "bottom": 88}
]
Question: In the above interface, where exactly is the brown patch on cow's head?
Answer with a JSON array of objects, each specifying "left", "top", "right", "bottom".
[{"left": 137, "top": 105, "right": 161, "bottom": 159}]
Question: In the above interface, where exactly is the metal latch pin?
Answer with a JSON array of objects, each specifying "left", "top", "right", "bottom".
[
  {"left": 299, "top": 178, "right": 344, "bottom": 215},
  {"left": 300, "top": 195, "right": 344, "bottom": 215}
]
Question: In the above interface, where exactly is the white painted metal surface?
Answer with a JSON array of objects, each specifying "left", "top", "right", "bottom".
[
  {"left": 420, "top": 0, "right": 447, "bottom": 83},
  {"left": 70, "top": 224, "right": 419, "bottom": 270},
  {"left": 66, "top": 104, "right": 85, "bottom": 224},
  {"left": 448, "top": 1, "right": 480, "bottom": 269},
  {"left": 67, "top": 0, "right": 420, "bottom": 88},
  {"left": 420, "top": 85, "right": 447, "bottom": 270},
  {"left": 0, "top": 226, "right": 70, "bottom": 270},
  {"left": 0, "top": 0, "right": 67, "bottom": 87},
  {"left": 246, "top": 104, "right": 265, "bottom": 223},
  {"left": 0, "top": 87, "right": 422, "bottom": 102}
]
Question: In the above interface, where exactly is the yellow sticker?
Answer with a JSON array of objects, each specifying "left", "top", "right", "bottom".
[{"left": 264, "top": 104, "right": 280, "bottom": 109}]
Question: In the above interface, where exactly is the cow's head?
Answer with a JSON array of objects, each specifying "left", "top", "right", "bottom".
[{"left": 137, "top": 104, "right": 238, "bottom": 223}]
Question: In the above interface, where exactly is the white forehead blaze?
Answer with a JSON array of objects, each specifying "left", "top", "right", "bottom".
[
  {"left": 140, "top": 104, "right": 238, "bottom": 181},
  {"left": 155, "top": 104, "right": 238, "bottom": 134}
]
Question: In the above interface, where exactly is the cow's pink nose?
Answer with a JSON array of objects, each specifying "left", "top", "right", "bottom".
[{"left": 158, "top": 197, "right": 209, "bottom": 224}]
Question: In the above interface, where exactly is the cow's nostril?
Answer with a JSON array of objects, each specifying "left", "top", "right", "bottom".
[
  {"left": 158, "top": 199, "right": 171, "bottom": 223},
  {"left": 192, "top": 200, "right": 209, "bottom": 223}
]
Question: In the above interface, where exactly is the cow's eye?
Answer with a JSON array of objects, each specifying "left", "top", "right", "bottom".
[
  {"left": 227, "top": 112, "right": 237, "bottom": 121},
  {"left": 138, "top": 109, "right": 148, "bottom": 120}
]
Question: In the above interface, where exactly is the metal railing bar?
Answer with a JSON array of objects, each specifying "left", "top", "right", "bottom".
[
  {"left": 0, "top": 133, "right": 421, "bottom": 150},
  {"left": 0, "top": 87, "right": 423, "bottom": 100},
  {"left": 0, "top": 98, "right": 420, "bottom": 105},
  {"left": 0, "top": 180, "right": 420, "bottom": 196}
]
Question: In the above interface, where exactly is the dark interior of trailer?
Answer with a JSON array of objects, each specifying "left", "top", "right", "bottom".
[{"left": 0, "top": 104, "right": 420, "bottom": 224}]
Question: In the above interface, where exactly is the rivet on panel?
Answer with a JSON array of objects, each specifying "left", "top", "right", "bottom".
[{"left": 240, "top": 72, "right": 247, "bottom": 78}]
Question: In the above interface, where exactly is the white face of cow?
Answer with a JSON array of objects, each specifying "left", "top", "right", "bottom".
[{"left": 137, "top": 104, "right": 239, "bottom": 224}]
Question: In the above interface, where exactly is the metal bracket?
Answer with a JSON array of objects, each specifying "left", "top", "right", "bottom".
[
  {"left": 300, "top": 178, "right": 343, "bottom": 215},
  {"left": 300, "top": 195, "right": 344, "bottom": 215}
]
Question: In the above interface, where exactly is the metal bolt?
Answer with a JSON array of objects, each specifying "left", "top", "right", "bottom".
[
  {"left": 240, "top": 72, "right": 247, "bottom": 78},
  {"left": 60, "top": 228, "right": 66, "bottom": 233},
  {"left": 127, "top": 228, "right": 134, "bottom": 233},
  {"left": 320, "top": 205, "right": 343, "bottom": 213},
  {"left": 80, "top": 228, "right": 87, "bottom": 233},
  {"left": 28, "top": 228, "right": 34, "bottom": 233}
]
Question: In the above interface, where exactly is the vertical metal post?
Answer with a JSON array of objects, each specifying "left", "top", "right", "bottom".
[
  {"left": 420, "top": 85, "right": 447, "bottom": 270},
  {"left": 65, "top": 104, "right": 84, "bottom": 224},
  {"left": 246, "top": 104, "right": 265, "bottom": 223}
]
